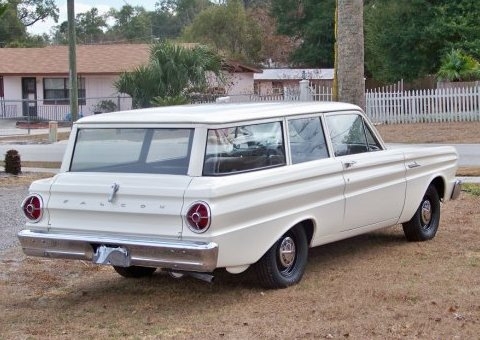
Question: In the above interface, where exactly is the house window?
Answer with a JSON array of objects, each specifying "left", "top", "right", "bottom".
[
  {"left": 43, "top": 78, "right": 86, "bottom": 105},
  {"left": 272, "top": 81, "right": 284, "bottom": 95}
]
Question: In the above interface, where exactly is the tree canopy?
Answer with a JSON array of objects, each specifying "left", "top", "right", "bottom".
[
  {"left": 365, "top": 0, "right": 480, "bottom": 82},
  {"left": 3, "top": 0, "right": 479, "bottom": 85},
  {"left": 271, "top": 0, "right": 335, "bottom": 67},
  {"left": 15, "top": 0, "right": 58, "bottom": 26},
  {"left": 181, "top": 0, "right": 262, "bottom": 62},
  {"left": 108, "top": 5, "right": 152, "bottom": 42},
  {"left": 0, "top": 0, "right": 58, "bottom": 46}
]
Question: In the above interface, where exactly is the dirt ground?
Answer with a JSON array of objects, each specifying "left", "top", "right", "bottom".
[
  {"left": 375, "top": 121, "right": 480, "bottom": 144},
  {"left": 1, "top": 122, "right": 479, "bottom": 339},
  {"left": 1, "top": 190, "right": 479, "bottom": 339}
]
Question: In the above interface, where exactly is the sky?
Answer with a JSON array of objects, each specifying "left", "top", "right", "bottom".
[{"left": 27, "top": 0, "right": 157, "bottom": 35}]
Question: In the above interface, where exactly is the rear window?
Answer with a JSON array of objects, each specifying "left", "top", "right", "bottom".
[
  {"left": 70, "top": 128, "right": 193, "bottom": 174},
  {"left": 203, "top": 122, "right": 285, "bottom": 175}
]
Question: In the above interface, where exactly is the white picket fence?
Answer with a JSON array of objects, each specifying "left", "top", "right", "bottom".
[
  {"left": 219, "top": 82, "right": 480, "bottom": 124},
  {"left": 365, "top": 86, "right": 480, "bottom": 124}
]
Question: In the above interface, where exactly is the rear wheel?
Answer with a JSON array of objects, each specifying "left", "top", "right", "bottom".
[
  {"left": 254, "top": 224, "right": 308, "bottom": 289},
  {"left": 113, "top": 265, "right": 156, "bottom": 278},
  {"left": 402, "top": 185, "right": 440, "bottom": 241}
]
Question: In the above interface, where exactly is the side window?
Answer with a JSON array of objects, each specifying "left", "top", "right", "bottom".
[
  {"left": 365, "top": 125, "right": 382, "bottom": 151},
  {"left": 326, "top": 114, "right": 381, "bottom": 156},
  {"left": 203, "top": 122, "right": 285, "bottom": 175},
  {"left": 288, "top": 117, "right": 328, "bottom": 164}
]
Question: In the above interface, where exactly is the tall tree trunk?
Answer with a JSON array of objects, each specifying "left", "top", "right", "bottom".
[{"left": 335, "top": 0, "right": 365, "bottom": 110}]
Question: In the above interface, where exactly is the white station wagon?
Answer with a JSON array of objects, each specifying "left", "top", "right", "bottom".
[{"left": 18, "top": 102, "right": 461, "bottom": 288}]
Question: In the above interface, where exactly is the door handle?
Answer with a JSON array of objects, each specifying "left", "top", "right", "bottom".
[
  {"left": 344, "top": 161, "right": 357, "bottom": 169},
  {"left": 408, "top": 161, "right": 421, "bottom": 169}
]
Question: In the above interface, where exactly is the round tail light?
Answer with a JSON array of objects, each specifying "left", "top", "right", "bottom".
[
  {"left": 21, "top": 194, "right": 43, "bottom": 222},
  {"left": 186, "top": 201, "right": 211, "bottom": 233}
]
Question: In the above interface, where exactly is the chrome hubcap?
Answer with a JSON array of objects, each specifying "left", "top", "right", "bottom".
[
  {"left": 421, "top": 200, "right": 432, "bottom": 226},
  {"left": 278, "top": 236, "right": 296, "bottom": 268}
]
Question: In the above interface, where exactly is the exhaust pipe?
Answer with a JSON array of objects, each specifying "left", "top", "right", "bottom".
[{"left": 168, "top": 270, "right": 215, "bottom": 283}]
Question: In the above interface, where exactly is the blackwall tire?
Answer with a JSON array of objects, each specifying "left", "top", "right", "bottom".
[
  {"left": 402, "top": 185, "right": 441, "bottom": 242},
  {"left": 254, "top": 224, "right": 308, "bottom": 289},
  {"left": 113, "top": 265, "right": 156, "bottom": 278}
]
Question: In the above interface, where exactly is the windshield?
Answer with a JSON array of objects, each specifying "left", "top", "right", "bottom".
[{"left": 70, "top": 128, "right": 194, "bottom": 175}]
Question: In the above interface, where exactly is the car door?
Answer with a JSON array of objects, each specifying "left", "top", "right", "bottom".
[
  {"left": 325, "top": 113, "right": 406, "bottom": 230},
  {"left": 287, "top": 116, "right": 346, "bottom": 238}
]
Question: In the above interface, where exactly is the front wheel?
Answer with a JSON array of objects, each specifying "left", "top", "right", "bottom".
[
  {"left": 254, "top": 224, "right": 308, "bottom": 289},
  {"left": 113, "top": 265, "right": 156, "bottom": 278},
  {"left": 402, "top": 185, "right": 440, "bottom": 241}
]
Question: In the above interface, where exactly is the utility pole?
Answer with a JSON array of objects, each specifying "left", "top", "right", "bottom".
[{"left": 67, "top": 0, "right": 78, "bottom": 121}]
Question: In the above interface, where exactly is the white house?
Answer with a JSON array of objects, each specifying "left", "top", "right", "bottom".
[
  {"left": 0, "top": 44, "right": 260, "bottom": 120},
  {"left": 254, "top": 68, "right": 334, "bottom": 96}
]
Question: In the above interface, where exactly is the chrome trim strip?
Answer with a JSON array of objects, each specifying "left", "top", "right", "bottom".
[
  {"left": 451, "top": 179, "right": 462, "bottom": 200},
  {"left": 17, "top": 230, "right": 218, "bottom": 272}
]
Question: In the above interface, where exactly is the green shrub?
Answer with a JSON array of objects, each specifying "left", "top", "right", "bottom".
[
  {"left": 151, "top": 95, "right": 190, "bottom": 107},
  {"left": 92, "top": 100, "right": 117, "bottom": 113},
  {"left": 4, "top": 149, "right": 21, "bottom": 175},
  {"left": 463, "top": 183, "right": 480, "bottom": 197},
  {"left": 437, "top": 49, "right": 480, "bottom": 82}
]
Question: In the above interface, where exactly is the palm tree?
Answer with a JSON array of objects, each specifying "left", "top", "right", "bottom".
[
  {"left": 334, "top": 0, "right": 365, "bottom": 109},
  {"left": 115, "top": 42, "right": 223, "bottom": 108},
  {"left": 437, "top": 49, "right": 480, "bottom": 82}
]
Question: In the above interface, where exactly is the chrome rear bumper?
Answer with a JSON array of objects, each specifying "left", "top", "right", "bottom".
[{"left": 17, "top": 230, "right": 218, "bottom": 272}]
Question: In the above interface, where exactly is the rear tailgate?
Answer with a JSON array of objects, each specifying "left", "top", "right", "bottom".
[{"left": 46, "top": 172, "right": 192, "bottom": 238}]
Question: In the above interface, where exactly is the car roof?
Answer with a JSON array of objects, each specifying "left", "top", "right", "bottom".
[{"left": 76, "top": 101, "right": 362, "bottom": 125}]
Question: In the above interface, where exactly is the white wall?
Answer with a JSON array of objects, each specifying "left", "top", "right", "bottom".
[
  {"left": 225, "top": 73, "right": 254, "bottom": 95},
  {"left": 1, "top": 77, "right": 23, "bottom": 117},
  {"left": 206, "top": 71, "right": 255, "bottom": 96},
  {"left": 84, "top": 75, "right": 132, "bottom": 115}
]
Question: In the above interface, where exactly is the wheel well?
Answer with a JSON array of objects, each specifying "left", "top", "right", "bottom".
[
  {"left": 430, "top": 177, "right": 445, "bottom": 200},
  {"left": 299, "top": 220, "right": 314, "bottom": 245}
]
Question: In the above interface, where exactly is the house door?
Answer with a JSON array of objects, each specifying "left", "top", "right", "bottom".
[{"left": 22, "top": 77, "right": 37, "bottom": 117}]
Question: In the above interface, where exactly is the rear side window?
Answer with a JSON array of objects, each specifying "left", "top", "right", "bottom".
[
  {"left": 70, "top": 128, "right": 193, "bottom": 174},
  {"left": 203, "top": 122, "right": 285, "bottom": 175},
  {"left": 288, "top": 117, "right": 328, "bottom": 164}
]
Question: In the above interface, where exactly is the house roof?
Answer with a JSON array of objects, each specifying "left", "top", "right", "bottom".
[
  {"left": 0, "top": 44, "right": 262, "bottom": 76},
  {"left": 222, "top": 61, "right": 262, "bottom": 74},
  {"left": 254, "top": 68, "right": 334, "bottom": 81},
  {"left": 0, "top": 44, "right": 151, "bottom": 76}
]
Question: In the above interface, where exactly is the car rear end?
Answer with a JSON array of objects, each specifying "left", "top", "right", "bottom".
[{"left": 18, "top": 122, "right": 218, "bottom": 272}]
